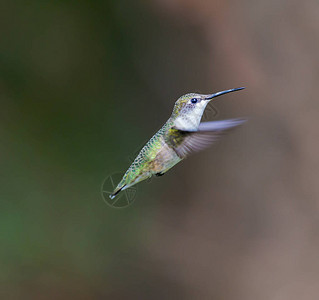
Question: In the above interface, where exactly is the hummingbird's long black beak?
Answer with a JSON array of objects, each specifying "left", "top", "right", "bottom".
[{"left": 205, "top": 87, "right": 245, "bottom": 100}]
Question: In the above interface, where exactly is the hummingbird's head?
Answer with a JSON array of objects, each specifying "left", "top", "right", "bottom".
[{"left": 171, "top": 87, "right": 245, "bottom": 131}]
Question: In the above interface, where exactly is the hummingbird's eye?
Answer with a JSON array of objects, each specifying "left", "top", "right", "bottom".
[{"left": 191, "top": 98, "right": 198, "bottom": 104}]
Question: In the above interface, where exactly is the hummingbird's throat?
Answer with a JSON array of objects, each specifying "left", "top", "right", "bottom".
[{"left": 174, "top": 101, "right": 209, "bottom": 131}]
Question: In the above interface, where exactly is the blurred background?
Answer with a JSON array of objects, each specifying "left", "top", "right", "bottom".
[{"left": 1, "top": 0, "right": 319, "bottom": 299}]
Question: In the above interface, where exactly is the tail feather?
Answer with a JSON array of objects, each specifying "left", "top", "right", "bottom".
[{"left": 109, "top": 184, "right": 126, "bottom": 199}]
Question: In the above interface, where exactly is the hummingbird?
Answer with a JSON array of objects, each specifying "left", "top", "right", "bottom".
[{"left": 110, "top": 87, "right": 246, "bottom": 199}]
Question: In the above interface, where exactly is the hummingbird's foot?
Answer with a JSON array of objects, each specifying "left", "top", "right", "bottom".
[{"left": 155, "top": 172, "right": 165, "bottom": 177}]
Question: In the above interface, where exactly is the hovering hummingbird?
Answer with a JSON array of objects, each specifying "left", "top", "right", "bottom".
[{"left": 110, "top": 87, "right": 246, "bottom": 199}]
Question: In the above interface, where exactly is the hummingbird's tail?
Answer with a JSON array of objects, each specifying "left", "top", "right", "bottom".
[{"left": 109, "top": 185, "right": 126, "bottom": 199}]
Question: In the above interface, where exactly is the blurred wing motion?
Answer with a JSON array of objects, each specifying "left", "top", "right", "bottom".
[{"left": 167, "top": 119, "right": 246, "bottom": 158}]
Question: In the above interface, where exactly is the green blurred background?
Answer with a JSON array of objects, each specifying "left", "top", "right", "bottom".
[{"left": 1, "top": 0, "right": 319, "bottom": 299}]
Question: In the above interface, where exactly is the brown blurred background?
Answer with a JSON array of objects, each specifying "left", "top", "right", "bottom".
[{"left": 1, "top": 0, "right": 319, "bottom": 299}]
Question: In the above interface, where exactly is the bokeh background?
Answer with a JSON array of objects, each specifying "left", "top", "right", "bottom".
[{"left": 1, "top": 0, "right": 319, "bottom": 299}]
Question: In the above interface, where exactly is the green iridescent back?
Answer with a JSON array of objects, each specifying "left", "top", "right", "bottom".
[{"left": 117, "top": 119, "right": 174, "bottom": 186}]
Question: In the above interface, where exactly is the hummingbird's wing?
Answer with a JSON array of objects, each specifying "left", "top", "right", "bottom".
[{"left": 167, "top": 118, "right": 246, "bottom": 158}]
